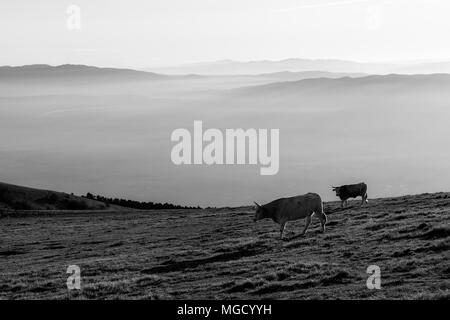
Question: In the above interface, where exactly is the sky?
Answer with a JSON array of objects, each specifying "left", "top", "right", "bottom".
[{"left": 1, "top": 0, "right": 450, "bottom": 68}]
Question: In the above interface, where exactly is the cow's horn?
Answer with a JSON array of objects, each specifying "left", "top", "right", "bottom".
[{"left": 253, "top": 201, "right": 261, "bottom": 208}]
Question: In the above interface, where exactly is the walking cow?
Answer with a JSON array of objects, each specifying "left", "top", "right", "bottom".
[
  {"left": 332, "top": 182, "right": 368, "bottom": 208},
  {"left": 253, "top": 193, "right": 327, "bottom": 240}
]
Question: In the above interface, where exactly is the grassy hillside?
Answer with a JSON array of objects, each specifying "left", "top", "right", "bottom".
[
  {"left": 0, "top": 181, "right": 112, "bottom": 211},
  {"left": 1, "top": 192, "right": 449, "bottom": 299}
]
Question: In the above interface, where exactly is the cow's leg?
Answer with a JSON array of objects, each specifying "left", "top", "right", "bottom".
[
  {"left": 280, "top": 221, "right": 286, "bottom": 239},
  {"left": 301, "top": 215, "right": 312, "bottom": 236},
  {"left": 317, "top": 212, "right": 327, "bottom": 232},
  {"left": 341, "top": 200, "right": 345, "bottom": 208},
  {"left": 361, "top": 194, "right": 368, "bottom": 206}
]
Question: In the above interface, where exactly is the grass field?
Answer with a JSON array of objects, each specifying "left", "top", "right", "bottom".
[{"left": 1, "top": 193, "right": 449, "bottom": 299}]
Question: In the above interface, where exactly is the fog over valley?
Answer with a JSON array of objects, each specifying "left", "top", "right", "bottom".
[{"left": 1, "top": 64, "right": 450, "bottom": 207}]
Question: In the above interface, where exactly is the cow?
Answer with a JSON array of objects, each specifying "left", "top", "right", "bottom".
[
  {"left": 253, "top": 193, "right": 327, "bottom": 240},
  {"left": 332, "top": 182, "right": 368, "bottom": 208}
]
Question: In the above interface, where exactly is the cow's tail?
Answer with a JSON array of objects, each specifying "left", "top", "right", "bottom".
[
  {"left": 362, "top": 183, "right": 368, "bottom": 202},
  {"left": 320, "top": 201, "right": 328, "bottom": 224}
]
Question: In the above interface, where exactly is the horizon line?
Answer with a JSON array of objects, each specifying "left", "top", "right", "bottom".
[{"left": 2, "top": 57, "right": 450, "bottom": 70}]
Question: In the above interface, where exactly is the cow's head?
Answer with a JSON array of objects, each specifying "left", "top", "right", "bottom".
[
  {"left": 332, "top": 186, "right": 341, "bottom": 197},
  {"left": 253, "top": 202, "right": 266, "bottom": 222}
]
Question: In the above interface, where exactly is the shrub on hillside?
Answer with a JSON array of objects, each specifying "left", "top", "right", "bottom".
[
  {"left": 11, "top": 200, "right": 34, "bottom": 210},
  {"left": 46, "top": 193, "right": 59, "bottom": 204},
  {"left": 63, "top": 198, "right": 88, "bottom": 210},
  {"left": 0, "top": 188, "right": 14, "bottom": 204}
]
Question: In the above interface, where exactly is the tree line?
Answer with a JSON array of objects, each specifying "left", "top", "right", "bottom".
[{"left": 83, "top": 193, "right": 200, "bottom": 210}]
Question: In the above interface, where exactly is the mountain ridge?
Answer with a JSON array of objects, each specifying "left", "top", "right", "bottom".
[
  {"left": 146, "top": 58, "right": 450, "bottom": 75},
  {"left": 230, "top": 73, "right": 450, "bottom": 96},
  {"left": 0, "top": 64, "right": 167, "bottom": 82}
]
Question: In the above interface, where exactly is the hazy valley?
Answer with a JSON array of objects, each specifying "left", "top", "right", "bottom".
[{"left": 1, "top": 65, "right": 450, "bottom": 207}]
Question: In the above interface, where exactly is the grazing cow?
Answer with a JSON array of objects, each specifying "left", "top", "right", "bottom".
[
  {"left": 332, "top": 182, "right": 368, "bottom": 208},
  {"left": 253, "top": 193, "right": 327, "bottom": 239}
]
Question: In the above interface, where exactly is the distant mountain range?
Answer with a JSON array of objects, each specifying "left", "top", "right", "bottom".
[
  {"left": 3, "top": 62, "right": 450, "bottom": 86},
  {"left": 394, "top": 61, "right": 450, "bottom": 74},
  {"left": 0, "top": 64, "right": 368, "bottom": 85},
  {"left": 146, "top": 58, "right": 450, "bottom": 75},
  {"left": 245, "top": 70, "right": 367, "bottom": 80},
  {"left": 231, "top": 73, "right": 450, "bottom": 97},
  {"left": 0, "top": 64, "right": 166, "bottom": 82}
]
